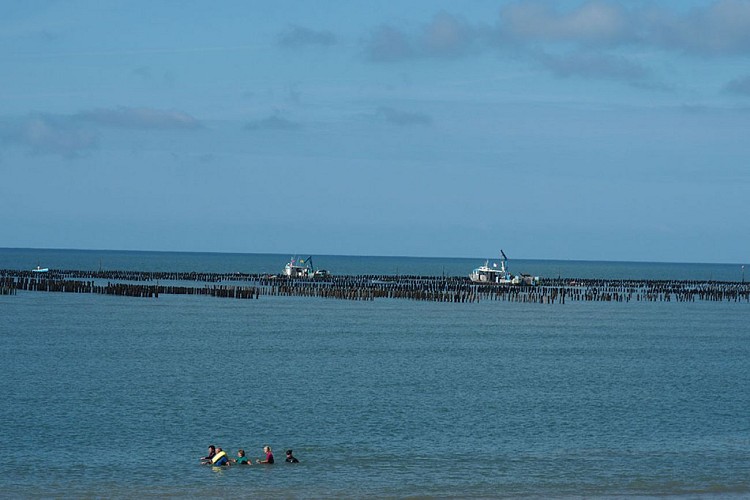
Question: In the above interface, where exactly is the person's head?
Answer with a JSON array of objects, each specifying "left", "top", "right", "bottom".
[
  {"left": 286, "top": 449, "right": 293, "bottom": 457},
  {"left": 208, "top": 445, "right": 215, "bottom": 453},
  {"left": 263, "top": 445, "right": 271, "bottom": 453},
  {"left": 237, "top": 449, "right": 245, "bottom": 457},
  {"left": 216, "top": 447, "right": 223, "bottom": 453}
]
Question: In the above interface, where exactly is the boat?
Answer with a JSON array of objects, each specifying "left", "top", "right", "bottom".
[
  {"left": 283, "top": 256, "right": 329, "bottom": 279},
  {"left": 32, "top": 265, "right": 49, "bottom": 273},
  {"left": 469, "top": 251, "right": 513, "bottom": 284},
  {"left": 469, "top": 250, "right": 539, "bottom": 285}
]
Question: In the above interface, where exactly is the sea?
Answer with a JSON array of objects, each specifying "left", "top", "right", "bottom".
[{"left": 1, "top": 248, "right": 748, "bottom": 498}]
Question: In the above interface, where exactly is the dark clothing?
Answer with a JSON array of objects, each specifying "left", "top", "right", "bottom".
[
  {"left": 201, "top": 449, "right": 216, "bottom": 464},
  {"left": 286, "top": 456, "right": 299, "bottom": 463}
]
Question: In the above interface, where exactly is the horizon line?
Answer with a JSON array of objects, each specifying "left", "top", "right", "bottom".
[{"left": 1, "top": 246, "right": 746, "bottom": 267}]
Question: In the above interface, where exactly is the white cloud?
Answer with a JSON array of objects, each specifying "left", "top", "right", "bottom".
[
  {"left": 500, "top": 1, "right": 632, "bottom": 45},
  {"left": 421, "top": 12, "right": 477, "bottom": 58},
  {"left": 364, "top": 12, "right": 479, "bottom": 62},
  {"left": 76, "top": 107, "right": 201, "bottom": 130},
  {"left": 498, "top": 0, "right": 750, "bottom": 56},
  {"left": 725, "top": 75, "right": 750, "bottom": 95},
  {"left": 358, "top": 1, "right": 750, "bottom": 90},
  {"left": 364, "top": 24, "right": 414, "bottom": 62},
  {"left": 643, "top": 0, "right": 750, "bottom": 55},
  {"left": 0, "top": 107, "right": 203, "bottom": 158},
  {"left": 0, "top": 114, "right": 97, "bottom": 157}
]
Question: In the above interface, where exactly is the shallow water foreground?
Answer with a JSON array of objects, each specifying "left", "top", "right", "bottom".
[{"left": 1, "top": 291, "right": 749, "bottom": 498}]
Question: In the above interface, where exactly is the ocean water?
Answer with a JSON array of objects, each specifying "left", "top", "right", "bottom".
[
  {"left": 1, "top": 249, "right": 749, "bottom": 498},
  {"left": 2, "top": 247, "right": 747, "bottom": 281}
]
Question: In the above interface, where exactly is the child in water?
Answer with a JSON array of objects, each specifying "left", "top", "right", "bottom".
[
  {"left": 285, "top": 449, "right": 299, "bottom": 463},
  {"left": 233, "top": 449, "right": 251, "bottom": 465}
]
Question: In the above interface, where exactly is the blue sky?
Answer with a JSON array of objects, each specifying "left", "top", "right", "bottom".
[{"left": 1, "top": 0, "right": 749, "bottom": 263}]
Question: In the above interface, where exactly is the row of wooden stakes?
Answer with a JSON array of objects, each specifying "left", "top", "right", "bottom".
[{"left": 2, "top": 273, "right": 748, "bottom": 304}]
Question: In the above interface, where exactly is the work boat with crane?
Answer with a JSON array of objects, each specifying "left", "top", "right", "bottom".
[
  {"left": 469, "top": 250, "right": 539, "bottom": 285},
  {"left": 283, "top": 255, "right": 329, "bottom": 279}
]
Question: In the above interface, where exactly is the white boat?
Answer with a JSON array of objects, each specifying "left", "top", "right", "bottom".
[
  {"left": 283, "top": 256, "right": 329, "bottom": 279},
  {"left": 469, "top": 250, "right": 539, "bottom": 285},
  {"left": 32, "top": 265, "right": 49, "bottom": 273},
  {"left": 469, "top": 255, "right": 513, "bottom": 284}
]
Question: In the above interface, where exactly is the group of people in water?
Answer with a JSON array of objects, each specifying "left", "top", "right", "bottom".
[{"left": 200, "top": 444, "right": 299, "bottom": 466}]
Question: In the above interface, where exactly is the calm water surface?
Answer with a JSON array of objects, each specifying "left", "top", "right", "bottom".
[{"left": 1, "top": 250, "right": 749, "bottom": 498}]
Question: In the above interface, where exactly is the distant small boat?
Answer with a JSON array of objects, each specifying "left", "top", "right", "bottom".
[
  {"left": 469, "top": 250, "right": 538, "bottom": 285},
  {"left": 469, "top": 257, "right": 513, "bottom": 284},
  {"left": 32, "top": 265, "right": 49, "bottom": 273},
  {"left": 283, "top": 256, "right": 329, "bottom": 279}
]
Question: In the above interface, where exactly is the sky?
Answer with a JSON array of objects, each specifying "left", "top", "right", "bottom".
[{"left": 1, "top": 0, "right": 749, "bottom": 263}]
